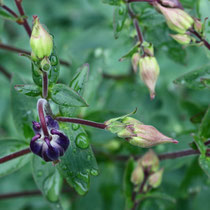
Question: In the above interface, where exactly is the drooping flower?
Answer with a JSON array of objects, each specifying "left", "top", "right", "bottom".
[{"left": 30, "top": 116, "right": 70, "bottom": 162}]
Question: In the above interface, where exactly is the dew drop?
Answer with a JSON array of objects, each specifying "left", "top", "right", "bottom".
[
  {"left": 87, "top": 154, "right": 91, "bottom": 161},
  {"left": 76, "top": 133, "right": 89, "bottom": 149},
  {"left": 72, "top": 123, "right": 80, "bottom": 131},
  {"left": 62, "top": 165, "right": 67, "bottom": 170},
  {"left": 37, "top": 170, "right": 43, "bottom": 177},
  {"left": 51, "top": 56, "right": 58, "bottom": 66},
  {"left": 90, "top": 168, "right": 99, "bottom": 176}
]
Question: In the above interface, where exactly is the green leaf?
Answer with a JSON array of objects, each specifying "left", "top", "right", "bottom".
[
  {"left": 60, "top": 63, "right": 89, "bottom": 117},
  {"left": 57, "top": 123, "right": 98, "bottom": 195},
  {"left": 123, "top": 158, "right": 135, "bottom": 210},
  {"left": 173, "top": 65, "right": 210, "bottom": 89},
  {"left": 199, "top": 155, "right": 210, "bottom": 178},
  {"left": 0, "top": 139, "right": 32, "bottom": 177},
  {"left": 119, "top": 42, "right": 140, "bottom": 62},
  {"left": 0, "top": 9, "right": 17, "bottom": 22},
  {"left": 198, "top": 106, "right": 210, "bottom": 140},
  {"left": 11, "top": 74, "right": 37, "bottom": 140},
  {"left": 102, "top": 0, "right": 121, "bottom": 6},
  {"left": 32, "top": 155, "right": 63, "bottom": 206},
  {"left": 113, "top": 3, "right": 127, "bottom": 39},
  {"left": 194, "top": 136, "right": 206, "bottom": 155},
  {"left": 14, "top": 84, "right": 41, "bottom": 97},
  {"left": 51, "top": 84, "right": 88, "bottom": 107}
]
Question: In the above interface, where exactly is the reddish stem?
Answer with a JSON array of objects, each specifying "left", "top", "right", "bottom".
[
  {"left": 0, "top": 65, "right": 11, "bottom": 80},
  {"left": 37, "top": 99, "right": 50, "bottom": 137},
  {"left": 56, "top": 117, "right": 107, "bottom": 129},
  {"left": 0, "top": 43, "right": 71, "bottom": 67},
  {"left": 14, "top": 0, "right": 32, "bottom": 36},
  {"left": 1, "top": 5, "right": 19, "bottom": 18},
  {"left": 42, "top": 71, "right": 48, "bottom": 99},
  {"left": 0, "top": 148, "right": 31, "bottom": 164}
]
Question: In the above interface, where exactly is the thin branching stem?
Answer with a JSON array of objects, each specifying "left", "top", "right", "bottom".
[{"left": 56, "top": 117, "right": 107, "bottom": 129}]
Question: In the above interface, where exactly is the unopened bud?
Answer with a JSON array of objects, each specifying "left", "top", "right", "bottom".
[
  {"left": 158, "top": 0, "right": 182, "bottom": 8},
  {"left": 129, "top": 124, "right": 178, "bottom": 148},
  {"left": 155, "top": 3, "right": 194, "bottom": 34},
  {"left": 131, "top": 53, "right": 140, "bottom": 73},
  {"left": 141, "top": 149, "right": 159, "bottom": 172},
  {"left": 193, "top": 18, "right": 203, "bottom": 34},
  {"left": 139, "top": 56, "right": 160, "bottom": 99},
  {"left": 105, "top": 115, "right": 178, "bottom": 148},
  {"left": 148, "top": 168, "right": 164, "bottom": 188},
  {"left": 30, "top": 16, "right": 53, "bottom": 59},
  {"left": 170, "top": 34, "right": 192, "bottom": 45},
  {"left": 131, "top": 163, "right": 144, "bottom": 185}
]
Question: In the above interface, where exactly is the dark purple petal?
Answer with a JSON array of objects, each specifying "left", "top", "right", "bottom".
[
  {"left": 32, "top": 121, "right": 41, "bottom": 133},
  {"left": 56, "top": 136, "right": 70, "bottom": 152},
  {"left": 45, "top": 146, "right": 60, "bottom": 161},
  {"left": 45, "top": 116, "right": 59, "bottom": 129},
  {"left": 30, "top": 140, "right": 42, "bottom": 156}
]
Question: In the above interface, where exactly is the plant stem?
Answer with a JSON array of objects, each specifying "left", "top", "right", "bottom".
[
  {"left": 0, "top": 190, "right": 41, "bottom": 199},
  {"left": 56, "top": 117, "right": 107, "bottom": 129},
  {"left": 127, "top": 5, "right": 144, "bottom": 44},
  {"left": 42, "top": 71, "right": 48, "bottom": 99},
  {"left": 1, "top": 5, "right": 19, "bottom": 18},
  {"left": 37, "top": 99, "right": 50, "bottom": 137},
  {"left": 0, "top": 43, "right": 71, "bottom": 67},
  {"left": 14, "top": 0, "right": 32, "bottom": 36},
  {"left": 190, "top": 29, "right": 210, "bottom": 50},
  {"left": 0, "top": 65, "right": 12, "bottom": 80},
  {"left": 0, "top": 148, "right": 31, "bottom": 164},
  {"left": 131, "top": 170, "right": 149, "bottom": 210}
]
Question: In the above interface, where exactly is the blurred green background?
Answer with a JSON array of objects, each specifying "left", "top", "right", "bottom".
[{"left": 0, "top": 0, "right": 210, "bottom": 209}]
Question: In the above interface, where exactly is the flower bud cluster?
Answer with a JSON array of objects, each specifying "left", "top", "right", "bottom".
[
  {"left": 131, "top": 150, "right": 164, "bottom": 190},
  {"left": 131, "top": 42, "right": 160, "bottom": 99},
  {"left": 154, "top": 2, "right": 205, "bottom": 46},
  {"left": 105, "top": 115, "right": 178, "bottom": 148},
  {"left": 30, "top": 116, "right": 70, "bottom": 162}
]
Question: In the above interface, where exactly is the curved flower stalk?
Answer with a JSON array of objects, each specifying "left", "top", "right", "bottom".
[{"left": 30, "top": 99, "right": 70, "bottom": 162}]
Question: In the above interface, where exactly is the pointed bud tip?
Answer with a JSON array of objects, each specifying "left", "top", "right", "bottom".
[
  {"left": 172, "top": 139, "right": 179, "bottom": 144},
  {"left": 150, "top": 92, "right": 155, "bottom": 100}
]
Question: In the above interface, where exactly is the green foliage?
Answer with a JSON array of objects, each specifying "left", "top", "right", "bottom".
[
  {"left": 51, "top": 84, "right": 88, "bottom": 107},
  {"left": 0, "top": 0, "right": 210, "bottom": 209},
  {"left": 32, "top": 156, "right": 63, "bottom": 205},
  {"left": 0, "top": 139, "right": 32, "bottom": 177},
  {"left": 57, "top": 123, "right": 98, "bottom": 195}
]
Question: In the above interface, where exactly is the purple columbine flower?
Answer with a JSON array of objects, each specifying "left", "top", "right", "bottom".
[{"left": 30, "top": 116, "right": 70, "bottom": 162}]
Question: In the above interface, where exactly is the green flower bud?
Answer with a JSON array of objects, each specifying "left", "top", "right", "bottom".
[
  {"left": 139, "top": 56, "right": 160, "bottom": 99},
  {"left": 106, "top": 115, "right": 178, "bottom": 148},
  {"left": 131, "top": 163, "right": 144, "bottom": 185},
  {"left": 170, "top": 33, "right": 192, "bottom": 45},
  {"left": 148, "top": 168, "right": 164, "bottom": 188},
  {"left": 193, "top": 18, "right": 203, "bottom": 34},
  {"left": 155, "top": 3, "right": 194, "bottom": 34},
  {"left": 131, "top": 53, "right": 140, "bottom": 73},
  {"left": 140, "top": 149, "right": 159, "bottom": 172},
  {"left": 30, "top": 16, "right": 53, "bottom": 59},
  {"left": 129, "top": 124, "right": 178, "bottom": 148}
]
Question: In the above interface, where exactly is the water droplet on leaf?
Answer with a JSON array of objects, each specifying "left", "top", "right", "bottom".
[{"left": 76, "top": 133, "right": 89, "bottom": 149}]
